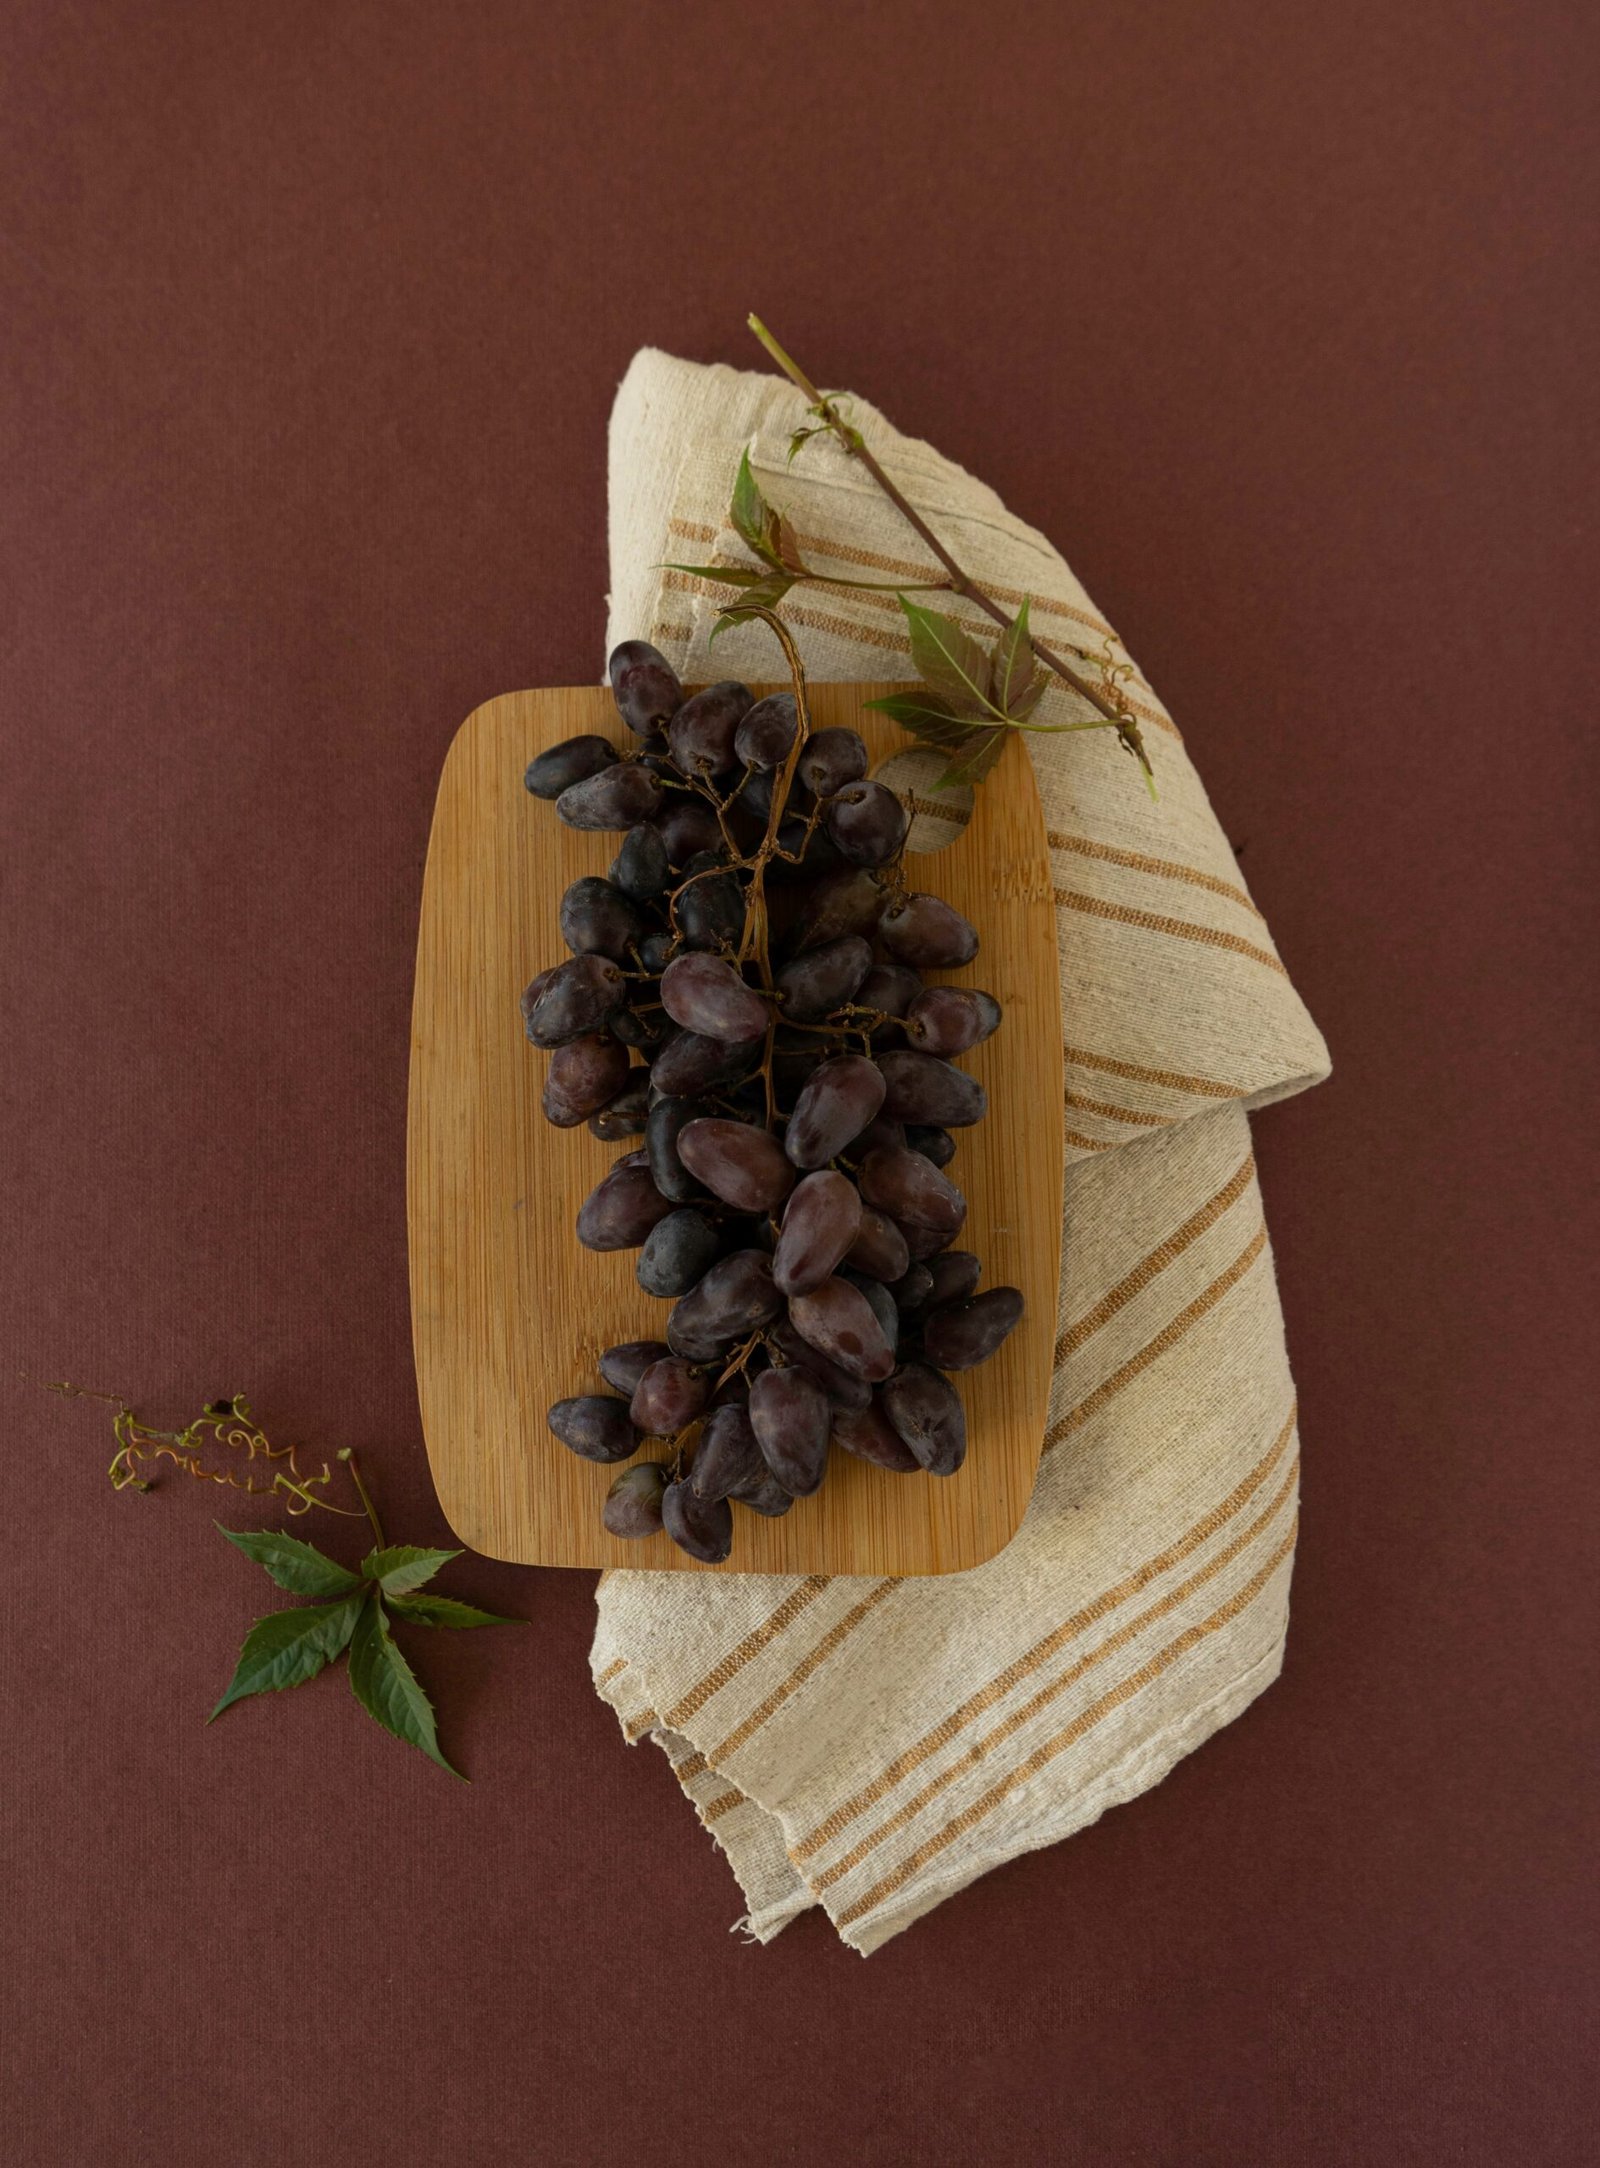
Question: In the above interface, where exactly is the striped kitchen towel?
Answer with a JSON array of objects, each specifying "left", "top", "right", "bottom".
[{"left": 591, "top": 348, "right": 1330, "bottom": 1953}]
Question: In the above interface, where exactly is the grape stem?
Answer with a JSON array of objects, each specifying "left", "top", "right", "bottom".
[{"left": 745, "top": 313, "right": 1153, "bottom": 785}]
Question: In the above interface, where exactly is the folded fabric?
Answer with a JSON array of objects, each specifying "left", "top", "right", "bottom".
[{"left": 592, "top": 349, "right": 1330, "bottom": 1953}]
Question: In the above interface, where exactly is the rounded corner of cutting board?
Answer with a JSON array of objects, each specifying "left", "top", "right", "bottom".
[{"left": 408, "top": 683, "right": 1063, "bottom": 1577}]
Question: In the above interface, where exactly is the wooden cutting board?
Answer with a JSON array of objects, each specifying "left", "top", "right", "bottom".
[{"left": 408, "top": 684, "right": 1063, "bottom": 1573}]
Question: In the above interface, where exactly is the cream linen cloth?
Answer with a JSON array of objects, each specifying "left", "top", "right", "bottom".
[{"left": 591, "top": 349, "right": 1330, "bottom": 1954}]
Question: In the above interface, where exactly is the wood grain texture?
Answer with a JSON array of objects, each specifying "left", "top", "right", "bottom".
[{"left": 408, "top": 684, "right": 1063, "bottom": 1573}]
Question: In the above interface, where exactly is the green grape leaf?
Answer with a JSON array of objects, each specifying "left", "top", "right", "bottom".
[
  {"left": 787, "top": 424, "right": 826, "bottom": 463},
  {"left": 348, "top": 1595, "right": 462, "bottom": 1777},
  {"left": 360, "top": 1544, "right": 460, "bottom": 1596},
  {"left": 773, "top": 514, "right": 808, "bottom": 575},
  {"left": 208, "top": 1594, "right": 363, "bottom": 1720},
  {"left": 663, "top": 561, "right": 777, "bottom": 589},
  {"left": 710, "top": 574, "right": 794, "bottom": 641},
  {"left": 388, "top": 1593, "right": 520, "bottom": 1630},
  {"left": 729, "top": 448, "right": 772, "bottom": 559},
  {"left": 898, "top": 597, "right": 1002, "bottom": 721},
  {"left": 215, "top": 1525, "right": 362, "bottom": 1597},
  {"left": 934, "top": 725, "right": 1010, "bottom": 792},
  {"left": 863, "top": 689, "right": 983, "bottom": 750},
  {"left": 990, "top": 597, "right": 1040, "bottom": 719}
]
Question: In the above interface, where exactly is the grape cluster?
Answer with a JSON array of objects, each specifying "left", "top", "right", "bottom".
[{"left": 522, "top": 638, "right": 1023, "bottom": 1562}]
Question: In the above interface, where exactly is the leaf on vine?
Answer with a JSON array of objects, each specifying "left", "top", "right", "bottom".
[
  {"left": 898, "top": 597, "right": 999, "bottom": 721},
  {"left": 208, "top": 1594, "right": 363, "bottom": 1719},
  {"left": 361, "top": 1544, "right": 460, "bottom": 1596},
  {"left": 730, "top": 448, "right": 772, "bottom": 559},
  {"left": 216, "top": 1525, "right": 362, "bottom": 1597},
  {"left": 773, "top": 513, "right": 808, "bottom": 575},
  {"left": 934, "top": 725, "right": 1010, "bottom": 792},
  {"left": 862, "top": 689, "right": 980, "bottom": 749},
  {"left": 787, "top": 424, "right": 825, "bottom": 463},
  {"left": 348, "top": 1594, "right": 462, "bottom": 1778},
  {"left": 710, "top": 574, "right": 794, "bottom": 641},
  {"left": 663, "top": 562, "right": 777, "bottom": 590},
  {"left": 989, "top": 596, "right": 1043, "bottom": 721},
  {"left": 388, "top": 1593, "right": 520, "bottom": 1630}
]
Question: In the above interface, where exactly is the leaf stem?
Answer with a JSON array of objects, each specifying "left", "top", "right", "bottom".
[
  {"left": 338, "top": 1449, "right": 386, "bottom": 1552},
  {"left": 746, "top": 314, "right": 1153, "bottom": 781}
]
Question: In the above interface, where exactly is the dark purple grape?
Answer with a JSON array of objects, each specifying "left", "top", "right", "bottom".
[
  {"left": 854, "top": 1113, "right": 907, "bottom": 1156},
  {"left": 923, "top": 1251, "right": 982, "bottom": 1309},
  {"left": 609, "top": 1001, "right": 669, "bottom": 1053},
  {"left": 735, "top": 763, "right": 811, "bottom": 827},
  {"left": 787, "top": 1277, "right": 896, "bottom": 1383},
  {"left": 637, "top": 1208, "right": 722, "bottom": 1297},
  {"left": 598, "top": 1340, "right": 671, "bottom": 1397},
  {"left": 859, "top": 1143, "right": 967, "bottom": 1235},
  {"left": 785, "top": 868, "right": 884, "bottom": 954},
  {"left": 878, "top": 892, "right": 979, "bottom": 967},
  {"left": 609, "top": 640, "right": 683, "bottom": 737},
  {"left": 902, "top": 1223, "right": 958, "bottom": 1261},
  {"left": 734, "top": 692, "right": 798, "bottom": 769},
  {"left": 637, "top": 931, "right": 675, "bottom": 974},
  {"left": 888, "top": 1262, "right": 935, "bottom": 1313},
  {"left": 831, "top": 1397, "right": 921, "bottom": 1472},
  {"left": 667, "top": 1249, "right": 781, "bottom": 1360},
  {"left": 525, "top": 734, "right": 617, "bottom": 799},
  {"left": 603, "top": 1461, "right": 668, "bottom": 1539},
  {"left": 904, "top": 986, "right": 1002, "bottom": 1055},
  {"left": 690, "top": 1402, "right": 764, "bottom": 1501},
  {"left": 674, "top": 858, "right": 746, "bottom": 951},
  {"left": 798, "top": 726, "right": 869, "bottom": 797},
  {"left": 775, "top": 935, "right": 873, "bottom": 1022},
  {"left": 576, "top": 1163, "right": 676, "bottom": 1250},
  {"left": 825, "top": 780, "right": 910, "bottom": 867},
  {"left": 630, "top": 1356, "right": 711, "bottom": 1436},
  {"left": 650, "top": 1029, "right": 764, "bottom": 1097},
  {"left": 677, "top": 1119, "right": 796, "bottom": 1213},
  {"left": 749, "top": 1367, "right": 830, "bottom": 1496},
  {"left": 660, "top": 952, "right": 768, "bottom": 1042},
  {"left": 876, "top": 1050, "right": 988, "bottom": 1127},
  {"left": 556, "top": 761, "right": 664, "bottom": 831},
  {"left": 666, "top": 680, "right": 752, "bottom": 776},
  {"left": 731, "top": 1468, "right": 795, "bottom": 1516},
  {"left": 587, "top": 1076, "right": 651, "bottom": 1140},
  {"left": 661, "top": 1478, "right": 733, "bottom": 1562},
  {"left": 843, "top": 1271, "right": 900, "bottom": 1358},
  {"left": 522, "top": 955, "right": 628, "bottom": 1047},
  {"left": 785, "top": 1054, "right": 888, "bottom": 1168},
  {"left": 545, "top": 1033, "right": 631, "bottom": 1120},
  {"left": 655, "top": 796, "right": 724, "bottom": 865},
  {"left": 547, "top": 1395, "right": 637, "bottom": 1463},
  {"left": 843, "top": 1205, "right": 911, "bottom": 1284},
  {"left": 857, "top": 962, "right": 923, "bottom": 1021},
  {"left": 766, "top": 1316, "right": 873, "bottom": 1411},
  {"left": 773, "top": 1170, "right": 863, "bottom": 1297},
  {"left": 905, "top": 1123, "right": 956, "bottom": 1168},
  {"left": 610, "top": 823, "right": 672, "bottom": 901},
  {"left": 881, "top": 1364, "right": 967, "bottom": 1475},
  {"left": 923, "top": 1287, "right": 1025, "bottom": 1369},
  {"left": 645, "top": 1095, "right": 707, "bottom": 1202}
]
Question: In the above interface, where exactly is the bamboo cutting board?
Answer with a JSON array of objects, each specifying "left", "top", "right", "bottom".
[{"left": 408, "top": 684, "right": 1063, "bottom": 1573}]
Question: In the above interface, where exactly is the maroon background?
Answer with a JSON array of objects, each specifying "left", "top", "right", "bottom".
[{"left": 4, "top": 3, "right": 1594, "bottom": 2162}]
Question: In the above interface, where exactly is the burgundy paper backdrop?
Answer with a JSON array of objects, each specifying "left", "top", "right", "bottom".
[{"left": 4, "top": 4, "right": 1593, "bottom": 2162}]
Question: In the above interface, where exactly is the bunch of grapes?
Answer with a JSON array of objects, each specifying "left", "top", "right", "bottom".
[{"left": 520, "top": 633, "right": 1023, "bottom": 1562}]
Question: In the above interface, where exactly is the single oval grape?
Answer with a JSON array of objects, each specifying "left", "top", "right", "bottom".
[
  {"left": 602, "top": 1461, "right": 669, "bottom": 1540},
  {"left": 923, "top": 1286, "right": 1025, "bottom": 1370},
  {"left": 859, "top": 1143, "right": 967, "bottom": 1235},
  {"left": 734, "top": 691, "right": 798, "bottom": 769},
  {"left": 560, "top": 877, "right": 644, "bottom": 965},
  {"left": 645, "top": 1095, "right": 709, "bottom": 1202},
  {"left": 588, "top": 1077, "right": 651, "bottom": 1140},
  {"left": 786, "top": 868, "right": 884, "bottom": 954},
  {"left": 610, "top": 823, "right": 672, "bottom": 901},
  {"left": 547, "top": 1394, "right": 637, "bottom": 1463},
  {"left": 904, "top": 985, "right": 1002, "bottom": 1056},
  {"left": 831, "top": 1397, "right": 921, "bottom": 1472},
  {"left": 556, "top": 761, "right": 664, "bottom": 831},
  {"left": 637, "top": 1208, "right": 722, "bottom": 1297},
  {"left": 775, "top": 935, "right": 873, "bottom": 1023},
  {"left": 546, "top": 1032, "right": 631, "bottom": 1120},
  {"left": 902, "top": 1222, "right": 959, "bottom": 1261},
  {"left": 787, "top": 1277, "right": 896, "bottom": 1383},
  {"left": 598, "top": 1339, "right": 671, "bottom": 1397},
  {"left": 609, "top": 639, "right": 683, "bottom": 737},
  {"left": 843, "top": 1271, "right": 901, "bottom": 1358},
  {"left": 773, "top": 1170, "right": 863, "bottom": 1297},
  {"left": 923, "top": 1250, "right": 982, "bottom": 1309},
  {"left": 666, "top": 1249, "right": 781, "bottom": 1361},
  {"left": 650, "top": 1028, "right": 764, "bottom": 1097},
  {"left": 661, "top": 1478, "right": 733, "bottom": 1562},
  {"left": 843, "top": 1204, "right": 912, "bottom": 1284},
  {"left": 749, "top": 1366, "right": 831, "bottom": 1496},
  {"left": 765, "top": 1316, "right": 873, "bottom": 1412},
  {"left": 609, "top": 1002, "right": 669, "bottom": 1054},
  {"left": 857, "top": 962, "right": 924, "bottom": 1022},
  {"left": 576, "top": 1163, "right": 676, "bottom": 1251},
  {"left": 655, "top": 796, "right": 724, "bottom": 865},
  {"left": 525, "top": 734, "right": 617, "bottom": 799},
  {"left": 881, "top": 1363, "right": 968, "bottom": 1475},
  {"left": 660, "top": 952, "right": 768, "bottom": 1042},
  {"left": 876, "top": 1050, "right": 988, "bottom": 1127},
  {"left": 854, "top": 1113, "right": 907, "bottom": 1157},
  {"left": 630, "top": 1356, "right": 711, "bottom": 1436},
  {"left": 637, "top": 931, "right": 675, "bottom": 974},
  {"left": 678, "top": 1119, "right": 796, "bottom": 1213},
  {"left": 522, "top": 955, "right": 628, "bottom": 1048},
  {"left": 690, "top": 1402, "right": 764, "bottom": 1501},
  {"left": 667, "top": 680, "right": 752, "bottom": 776},
  {"left": 905, "top": 1123, "right": 956, "bottom": 1167},
  {"left": 825, "top": 780, "right": 910, "bottom": 867},
  {"left": 798, "top": 726, "right": 869, "bottom": 798},
  {"left": 888, "top": 1262, "right": 936, "bottom": 1313},
  {"left": 878, "top": 891, "right": 979, "bottom": 967},
  {"left": 785, "top": 1054, "right": 888, "bottom": 1168},
  {"left": 675, "top": 859, "right": 746, "bottom": 951},
  {"left": 731, "top": 1467, "right": 796, "bottom": 1516}
]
